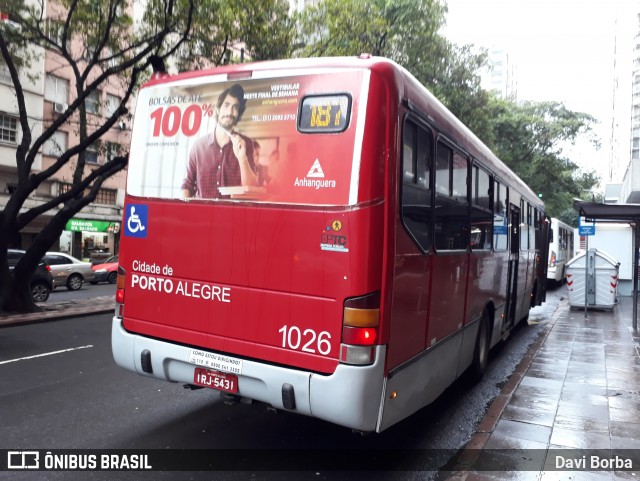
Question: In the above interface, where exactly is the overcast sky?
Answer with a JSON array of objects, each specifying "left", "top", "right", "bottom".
[{"left": 442, "top": 0, "right": 638, "bottom": 182}]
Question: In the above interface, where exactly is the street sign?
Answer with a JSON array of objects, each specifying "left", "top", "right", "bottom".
[{"left": 578, "top": 216, "right": 595, "bottom": 236}]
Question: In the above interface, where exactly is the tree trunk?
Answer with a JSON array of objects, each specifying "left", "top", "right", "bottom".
[{"left": 0, "top": 280, "right": 38, "bottom": 314}]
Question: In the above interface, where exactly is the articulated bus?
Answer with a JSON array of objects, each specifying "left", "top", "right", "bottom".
[
  {"left": 547, "top": 217, "right": 574, "bottom": 284},
  {"left": 112, "top": 56, "right": 548, "bottom": 432}
]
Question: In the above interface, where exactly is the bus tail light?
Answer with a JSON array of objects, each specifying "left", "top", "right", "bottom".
[
  {"left": 115, "top": 266, "right": 126, "bottom": 318},
  {"left": 549, "top": 251, "right": 557, "bottom": 267},
  {"left": 340, "top": 292, "right": 380, "bottom": 365}
]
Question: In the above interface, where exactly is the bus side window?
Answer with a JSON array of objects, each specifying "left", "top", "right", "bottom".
[
  {"left": 434, "top": 141, "right": 469, "bottom": 251},
  {"left": 435, "top": 141, "right": 450, "bottom": 196},
  {"left": 534, "top": 209, "right": 543, "bottom": 249},
  {"left": 471, "top": 164, "right": 493, "bottom": 251},
  {"left": 528, "top": 203, "right": 535, "bottom": 249},
  {"left": 400, "top": 118, "right": 432, "bottom": 252},
  {"left": 494, "top": 181, "right": 508, "bottom": 251},
  {"left": 520, "top": 199, "right": 528, "bottom": 250},
  {"left": 403, "top": 122, "right": 416, "bottom": 182}
]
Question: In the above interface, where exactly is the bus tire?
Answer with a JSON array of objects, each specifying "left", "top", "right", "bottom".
[{"left": 470, "top": 310, "right": 491, "bottom": 382}]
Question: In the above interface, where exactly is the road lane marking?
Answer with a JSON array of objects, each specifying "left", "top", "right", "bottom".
[{"left": 0, "top": 345, "right": 94, "bottom": 365}]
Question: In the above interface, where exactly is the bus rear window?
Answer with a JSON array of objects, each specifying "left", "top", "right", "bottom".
[{"left": 298, "top": 94, "right": 351, "bottom": 133}]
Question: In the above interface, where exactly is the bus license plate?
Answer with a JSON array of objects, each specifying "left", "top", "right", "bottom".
[{"left": 193, "top": 367, "right": 238, "bottom": 393}]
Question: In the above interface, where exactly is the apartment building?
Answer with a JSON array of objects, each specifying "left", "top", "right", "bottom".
[
  {"left": 0, "top": 1, "right": 130, "bottom": 260},
  {"left": 480, "top": 47, "right": 518, "bottom": 101},
  {"left": 0, "top": 27, "right": 45, "bottom": 247},
  {"left": 618, "top": 13, "right": 640, "bottom": 203}
]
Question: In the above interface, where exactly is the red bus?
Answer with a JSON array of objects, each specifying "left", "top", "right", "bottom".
[{"left": 112, "top": 55, "right": 548, "bottom": 432}]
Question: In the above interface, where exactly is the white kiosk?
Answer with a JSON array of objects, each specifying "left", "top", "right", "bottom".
[{"left": 566, "top": 249, "right": 620, "bottom": 310}]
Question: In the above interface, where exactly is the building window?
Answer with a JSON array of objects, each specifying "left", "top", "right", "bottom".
[
  {"left": 85, "top": 90, "right": 100, "bottom": 115},
  {"left": 106, "top": 94, "right": 120, "bottom": 118},
  {"left": 0, "top": 59, "right": 12, "bottom": 84},
  {"left": 86, "top": 142, "right": 99, "bottom": 164},
  {"left": 104, "top": 141, "right": 121, "bottom": 161},
  {"left": 0, "top": 114, "right": 18, "bottom": 143},
  {"left": 59, "top": 183, "right": 117, "bottom": 205},
  {"left": 95, "top": 188, "right": 117, "bottom": 205},
  {"left": 45, "top": 19, "right": 65, "bottom": 47},
  {"left": 45, "top": 75, "right": 69, "bottom": 104},
  {"left": 43, "top": 130, "right": 68, "bottom": 156}
]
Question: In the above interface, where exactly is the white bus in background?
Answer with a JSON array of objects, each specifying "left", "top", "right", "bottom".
[{"left": 548, "top": 218, "right": 574, "bottom": 284}]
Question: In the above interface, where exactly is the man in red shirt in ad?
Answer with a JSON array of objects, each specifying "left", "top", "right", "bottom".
[{"left": 181, "top": 84, "right": 257, "bottom": 199}]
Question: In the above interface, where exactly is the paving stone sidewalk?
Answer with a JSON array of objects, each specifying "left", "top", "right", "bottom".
[{"left": 446, "top": 296, "right": 640, "bottom": 480}]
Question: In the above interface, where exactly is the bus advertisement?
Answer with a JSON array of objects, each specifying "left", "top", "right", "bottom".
[{"left": 112, "top": 56, "right": 548, "bottom": 432}]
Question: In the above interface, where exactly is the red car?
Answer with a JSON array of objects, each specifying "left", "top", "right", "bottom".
[{"left": 90, "top": 255, "right": 118, "bottom": 284}]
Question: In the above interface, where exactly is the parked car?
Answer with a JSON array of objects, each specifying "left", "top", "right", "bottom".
[
  {"left": 44, "top": 252, "right": 96, "bottom": 290},
  {"left": 90, "top": 255, "right": 118, "bottom": 284},
  {"left": 7, "top": 249, "right": 54, "bottom": 302},
  {"left": 89, "top": 248, "right": 112, "bottom": 265}
]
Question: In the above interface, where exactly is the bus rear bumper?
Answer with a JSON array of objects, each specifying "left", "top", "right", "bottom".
[{"left": 111, "top": 317, "right": 386, "bottom": 432}]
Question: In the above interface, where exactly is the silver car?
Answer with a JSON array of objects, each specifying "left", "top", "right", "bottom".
[{"left": 44, "top": 252, "right": 96, "bottom": 291}]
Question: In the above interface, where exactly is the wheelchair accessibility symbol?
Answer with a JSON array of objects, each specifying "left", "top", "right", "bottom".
[{"left": 125, "top": 204, "right": 148, "bottom": 238}]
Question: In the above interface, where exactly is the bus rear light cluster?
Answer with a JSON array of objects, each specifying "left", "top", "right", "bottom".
[
  {"left": 549, "top": 251, "right": 557, "bottom": 267},
  {"left": 115, "top": 266, "right": 126, "bottom": 318},
  {"left": 341, "top": 326, "right": 377, "bottom": 345},
  {"left": 340, "top": 345, "right": 375, "bottom": 365},
  {"left": 340, "top": 292, "right": 380, "bottom": 365}
]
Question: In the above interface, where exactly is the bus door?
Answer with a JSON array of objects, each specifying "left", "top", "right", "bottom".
[{"left": 503, "top": 205, "right": 520, "bottom": 337}]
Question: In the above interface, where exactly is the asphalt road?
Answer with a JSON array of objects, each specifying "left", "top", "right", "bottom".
[
  {"left": 0, "top": 285, "right": 566, "bottom": 480},
  {"left": 48, "top": 282, "right": 115, "bottom": 302}
]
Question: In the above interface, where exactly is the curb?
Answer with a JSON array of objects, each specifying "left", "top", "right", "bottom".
[
  {"left": 0, "top": 297, "right": 115, "bottom": 327},
  {"left": 442, "top": 301, "right": 567, "bottom": 480},
  {"left": 467, "top": 299, "right": 567, "bottom": 448}
]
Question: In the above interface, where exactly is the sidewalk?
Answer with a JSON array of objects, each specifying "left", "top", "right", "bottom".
[
  {"left": 0, "top": 295, "right": 115, "bottom": 327},
  {"left": 448, "top": 296, "right": 640, "bottom": 479}
]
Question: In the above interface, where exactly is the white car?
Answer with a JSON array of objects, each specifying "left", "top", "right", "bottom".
[{"left": 44, "top": 252, "right": 96, "bottom": 291}]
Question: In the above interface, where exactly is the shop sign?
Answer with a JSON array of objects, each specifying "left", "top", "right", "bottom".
[{"left": 65, "top": 218, "right": 121, "bottom": 233}]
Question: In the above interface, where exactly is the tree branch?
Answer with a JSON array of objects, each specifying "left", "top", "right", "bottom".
[{"left": 16, "top": 155, "right": 128, "bottom": 230}]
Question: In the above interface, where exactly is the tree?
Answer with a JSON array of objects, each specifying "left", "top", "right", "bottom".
[
  {"left": 293, "top": 0, "right": 491, "bottom": 137},
  {"left": 145, "top": 0, "right": 293, "bottom": 71},
  {"left": 0, "top": 0, "right": 194, "bottom": 313},
  {"left": 237, "top": 0, "right": 294, "bottom": 61},
  {"left": 483, "top": 95, "right": 600, "bottom": 224},
  {"left": 294, "top": 0, "right": 600, "bottom": 225},
  {"left": 294, "top": 0, "right": 389, "bottom": 57}
]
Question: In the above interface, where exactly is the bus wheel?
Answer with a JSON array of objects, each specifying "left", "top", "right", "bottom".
[{"left": 470, "top": 311, "right": 491, "bottom": 382}]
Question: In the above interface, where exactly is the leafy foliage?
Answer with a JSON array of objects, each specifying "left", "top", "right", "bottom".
[
  {"left": 482, "top": 96, "right": 599, "bottom": 225},
  {"left": 294, "top": 0, "right": 389, "bottom": 57},
  {"left": 294, "top": 0, "right": 600, "bottom": 225},
  {"left": 142, "top": 0, "right": 293, "bottom": 70},
  {"left": 0, "top": 0, "right": 194, "bottom": 313}
]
